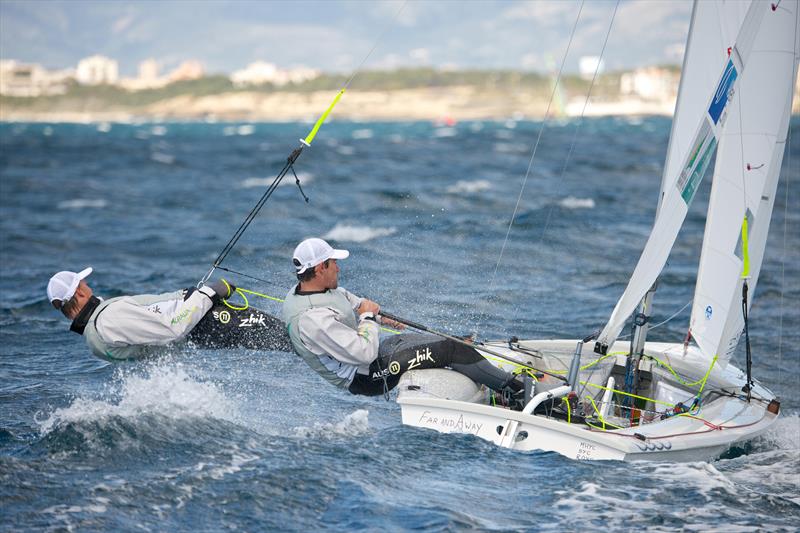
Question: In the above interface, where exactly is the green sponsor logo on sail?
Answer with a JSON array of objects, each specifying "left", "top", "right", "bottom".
[{"left": 680, "top": 136, "right": 716, "bottom": 205}]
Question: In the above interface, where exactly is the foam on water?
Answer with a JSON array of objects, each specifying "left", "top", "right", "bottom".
[
  {"left": 191, "top": 444, "right": 260, "bottom": 481},
  {"left": 446, "top": 179, "right": 492, "bottom": 194},
  {"left": 37, "top": 363, "right": 237, "bottom": 436},
  {"left": 57, "top": 199, "right": 109, "bottom": 210},
  {"left": 293, "top": 409, "right": 370, "bottom": 439},
  {"left": 352, "top": 128, "right": 373, "bottom": 139},
  {"left": 759, "top": 412, "right": 800, "bottom": 451},
  {"left": 559, "top": 196, "right": 596, "bottom": 209},
  {"left": 493, "top": 142, "right": 527, "bottom": 153},
  {"left": 240, "top": 172, "right": 314, "bottom": 188},
  {"left": 150, "top": 152, "right": 176, "bottom": 165},
  {"left": 433, "top": 127, "right": 457, "bottom": 138},
  {"left": 323, "top": 223, "right": 396, "bottom": 243}
]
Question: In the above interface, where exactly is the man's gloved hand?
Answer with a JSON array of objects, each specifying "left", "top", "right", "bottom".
[
  {"left": 357, "top": 299, "right": 380, "bottom": 317},
  {"left": 208, "top": 279, "right": 236, "bottom": 299}
]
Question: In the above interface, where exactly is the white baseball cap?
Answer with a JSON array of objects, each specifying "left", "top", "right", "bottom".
[
  {"left": 47, "top": 267, "right": 93, "bottom": 303},
  {"left": 292, "top": 238, "right": 349, "bottom": 274}
]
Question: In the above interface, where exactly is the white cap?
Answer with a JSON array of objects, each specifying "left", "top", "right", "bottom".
[
  {"left": 47, "top": 267, "right": 93, "bottom": 303},
  {"left": 292, "top": 238, "right": 349, "bottom": 274}
]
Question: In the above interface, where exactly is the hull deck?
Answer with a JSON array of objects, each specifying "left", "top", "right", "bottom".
[{"left": 396, "top": 340, "right": 779, "bottom": 461}]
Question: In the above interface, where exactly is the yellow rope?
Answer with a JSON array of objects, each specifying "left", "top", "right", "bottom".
[
  {"left": 221, "top": 285, "right": 401, "bottom": 333},
  {"left": 561, "top": 396, "right": 572, "bottom": 424},
  {"left": 304, "top": 89, "right": 345, "bottom": 145},
  {"left": 512, "top": 367, "right": 540, "bottom": 381},
  {"left": 581, "top": 380, "right": 676, "bottom": 408},
  {"left": 645, "top": 353, "right": 718, "bottom": 390},
  {"left": 221, "top": 284, "right": 249, "bottom": 311},
  {"left": 540, "top": 351, "right": 626, "bottom": 375},
  {"left": 483, "top": 355, "right": 543, "bottom": 377}
]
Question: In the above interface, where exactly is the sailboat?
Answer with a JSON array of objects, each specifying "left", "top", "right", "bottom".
[{"left": 395, "top": 0, "right": 798, "bottom": 461}]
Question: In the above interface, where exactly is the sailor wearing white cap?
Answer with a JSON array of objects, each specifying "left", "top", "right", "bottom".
[
  {"left": 282, "top": 238, "right": 523, "bottom": 397},
  {"left": 47, "top": 267, "right": 236, "bottom": 361}
]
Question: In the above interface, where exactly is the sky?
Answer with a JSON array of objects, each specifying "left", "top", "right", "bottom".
[{"left": 0, "top": 0, "right": 693, "bottom": 76}]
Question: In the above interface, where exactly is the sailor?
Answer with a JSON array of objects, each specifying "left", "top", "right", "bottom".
[
  {"left": 281, "top": 238, "right": 523, "bottom": 397},
  {"left": 47, "top": 267, "right": 254, "bottom": 361}
]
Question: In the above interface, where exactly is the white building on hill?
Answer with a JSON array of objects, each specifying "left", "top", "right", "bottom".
[
  {"left": 231, "top": 61, "right": 319, "bottom": 87},
  {"left": 168, "top": 60, "right": 204, "bottom": 82},
  {"left": 0, "top": 60, "right": 72, "bottom": 96},
  {"left": 620, "top": 67, "right": 680, "bottom": 102},
  {"left": 76, "top": 55, "right": 118, "bottom": 85}
]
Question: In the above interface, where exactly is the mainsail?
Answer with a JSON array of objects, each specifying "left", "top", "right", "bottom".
[
  {"left": 689, "top": 1, "right": 799, "bottom": 365},
  {"left": 596, "top": 1, "right": 769, "bottom": 351}
]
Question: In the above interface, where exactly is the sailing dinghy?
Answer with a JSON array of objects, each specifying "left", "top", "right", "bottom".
[{"left": 396, "top": 0, "right": 797, "bottom": 461}]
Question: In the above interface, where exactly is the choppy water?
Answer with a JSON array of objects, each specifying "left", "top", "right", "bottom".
[{"left": 1, "top": 118, "right": 798, "bottom": 531}]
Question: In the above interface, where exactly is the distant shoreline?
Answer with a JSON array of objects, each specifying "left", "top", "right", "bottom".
[{"left": 1, "top": 86, "right": 679, "bottom": 123}]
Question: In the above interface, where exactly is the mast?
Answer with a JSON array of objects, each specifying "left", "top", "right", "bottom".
[{"left": 625, "top": 1, "right": 703, "bottom": 364}]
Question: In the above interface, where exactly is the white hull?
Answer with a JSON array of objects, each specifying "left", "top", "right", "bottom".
[{"left": 397, "top": 340, "right": 779, "bottom": 461}]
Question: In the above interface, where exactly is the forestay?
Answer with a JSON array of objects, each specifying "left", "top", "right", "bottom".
[
  {"left": 596, "top": 1, "right": 768, "bottom": 351},
  {"left": 689, "top": 0, "right": 799, "bottom": 365}
]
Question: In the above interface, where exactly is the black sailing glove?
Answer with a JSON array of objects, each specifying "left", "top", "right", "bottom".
[{"left": 208, "top": 280, "right": 236, "bottom": 299}]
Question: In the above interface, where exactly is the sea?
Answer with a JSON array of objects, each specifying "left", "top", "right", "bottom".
[{"left": 1, "top": 118, "right": 798, "bottom": 531}]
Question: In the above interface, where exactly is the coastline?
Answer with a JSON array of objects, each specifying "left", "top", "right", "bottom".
[{"left": 0, "top": 86, "right": 679, "bottom": 123}]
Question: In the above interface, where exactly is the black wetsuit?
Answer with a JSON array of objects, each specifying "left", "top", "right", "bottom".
[{"left": 348, "top": 332, "right": 518, "bottom": 396}]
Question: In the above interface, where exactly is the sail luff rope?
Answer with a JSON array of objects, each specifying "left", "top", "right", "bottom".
[{"left": 481, "top": 0, "right": 586, "bottom": 309}]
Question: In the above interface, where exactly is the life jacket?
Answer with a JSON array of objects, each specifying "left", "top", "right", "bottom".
[
  {"left": 281, "top": 286, "right": 362, "bottom": 389},
  {"left": 73, "top": 296, "right": 159, "bottom": 361}
]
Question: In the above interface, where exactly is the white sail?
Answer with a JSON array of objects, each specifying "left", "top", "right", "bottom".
[
  {"left": 659, "top": 1, "right": 751, "bottom": 208},
  {"left": 596, "top": 1, "right": 767, "bottom": 350},
  {"left": 689, "top": 0, "right": 799, "bottom": 365}
]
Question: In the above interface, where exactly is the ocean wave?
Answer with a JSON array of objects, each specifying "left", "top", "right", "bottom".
[
  {"left": 37, "top": 364, "right": 237, "bottom": 436},
  {"left": 352, "top": 128, "right": 373, "bottom": 140},
  {"left": 293, "top": 409, "right": 370, "bottom": 439},
  {"left": 222, "top": 125, "right": 254, "bottom": 136},
  {"left": 493, "top": 142, "right": 527, "bottom": 153},
  {"left": 433, "top": 127, "right": 457, "bottom": 138},
  {"left": 192, "top": 445, "right": 260, "bottom": 481},
  {"left": 558, "top": 196, "right": 596, "bottom": 209},
  {"left": 446, "top": 180, "right": 492, "bottom": 194},
  {"left": 57, "top": 199, "right": 108, "bottom": 210},
  {"left": 240, "top": 172, "right": 314, "bottom": 189},
  {"left": 150, "top": 152, "right": 175, "bottom": 165},
  {"left": 322, "top": 223, "right": 397, "bottom": 243},
  {"left": 237, "top": 125, "right": 255, "bottom": 136}
]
